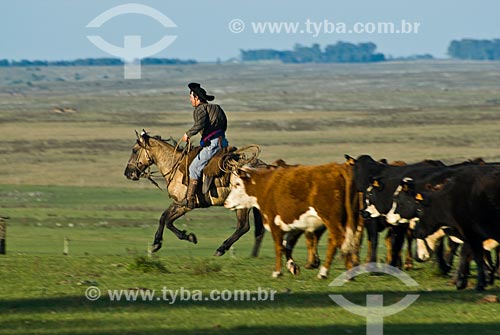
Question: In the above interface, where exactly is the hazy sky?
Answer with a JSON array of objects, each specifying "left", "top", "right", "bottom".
[{"left": 1, "top": 0, "right": 499, "bottom": 61}]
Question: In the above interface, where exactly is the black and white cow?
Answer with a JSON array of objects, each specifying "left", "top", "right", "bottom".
[
  {"left": 351, "top": 155, "right": 447, "bottom": 270},
  {"left": 386, "top": 166, "right": 500, "bottom": 290}
]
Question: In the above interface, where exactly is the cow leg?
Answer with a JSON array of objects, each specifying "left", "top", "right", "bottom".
[
  {"left": 385, "top": 228, "right": 393, "bottom": 265},
  {"left": 306, "top": 226, "right": 326, "bottom": 269},
  {"left": 495, "top": 246, "right": 500, "bottom": 279},
  {"left": 437, "top": 238, "right": 460, "bottom": 275},
  {"left": 284, "top": 232, "right": 300, "bottom": 275},
  {"left": 484, "top": 249, "right": 495, "bottom": 285},
  {"left": 304, "top": 231, "right": 321, "bottom": 269},
  {"left": 251, "top": 208, "right": 265, "bottom": 257},
  {"left": 364, "top": 219, "right": 379, "bottom": 264},
  {"left": 284, "top": 230, "right": 303, "bottom": 258},
  {"left": 471, "top": 240, "right": 487, "bottom": 291},
  {"left": 404, "top": 227, "right": 414, "bottom": 270},
  {"left": 284, "top": 229, "right": 316, "bottom": 270},
  {"left": 152, "top": 203, "right": 190, "bottom": 252},
  {"left": 214, "top": 208, "right": 251, "bottom": 256},
  {"left": 271, "top": 227, "right": 285, "bottom": 277},
  {"left": 455, "top": 243, "right": 472, "bottom": 290},
  {"left": 435, "top": 236, "right": 452, "bottom": 276},
  {"left": 389, "top": 224, "right": 406, "bottom": 269},
  {"left": 317, "top": 229, "right": 342, "bottom": 279}
]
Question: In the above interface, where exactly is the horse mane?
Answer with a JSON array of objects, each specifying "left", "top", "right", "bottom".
[{"left": 144, "top": 134, "right": 187, "bottom": 152}]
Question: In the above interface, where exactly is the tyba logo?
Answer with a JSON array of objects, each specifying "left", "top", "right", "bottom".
[{"left": 86, "top": 3, "right": 177, "bottom": 79}]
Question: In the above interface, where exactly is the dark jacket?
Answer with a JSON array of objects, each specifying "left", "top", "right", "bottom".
[{"left": 186, "top": 103, "right": 227, "bottom": 139}]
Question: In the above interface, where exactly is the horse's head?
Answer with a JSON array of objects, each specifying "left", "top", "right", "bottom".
[{"left": 124, "top": 130, "right": 155, "bottom": 181}]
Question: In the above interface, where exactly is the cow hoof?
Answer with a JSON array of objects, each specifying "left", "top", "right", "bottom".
[
  {"left": 214, "top": 249, "right": 225, "bottom": 257},
  {"left": 304, "top": 262, "right": 320, "bottom": 270},
  {"left": 404, "top": 263, "right": 414, "bottom": 270},
  {"left": 475, "top": 284, "right": 486, "bottom": 292},
  {"left": 151, "top": 243, "right": 162, "bottom": 253},
  {"left": 187, "top": 233, "right": 198, "bottom": 244},
  {"left": 305, "top": 257, "right": 321, "bottom": 269},
  {"left": 272, "top": 271, "right": 282, "bottom": 278},
  {"left": 317, "top": 266, "right": 329, "bottom": 279},
  {"left": 439, "top": 264, "right": 452, "bottom": 276},
  {"left": 287, "top": 260, "right": 300, "bottom": 275},
  {"left": 456, "top": 278, "right": 468, "bottom": 290}
]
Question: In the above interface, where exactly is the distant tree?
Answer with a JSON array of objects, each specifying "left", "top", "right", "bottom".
[
  {"left": 448, "top": 39, "right": 500, "bottom": 60},
  {"left": 0, "top": 57, "right": 196, "bottom": 67},
  {"left": 292, "top": 43, "right": 323, "bottom": 63},
  {"left": 142, "top": 58, "right": 197, "bottom": 65},
  {"left": 241, "top": 42, "right": 385, "bottom": 64}
]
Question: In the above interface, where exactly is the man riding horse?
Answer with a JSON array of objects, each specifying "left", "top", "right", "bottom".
[{"left": 181, "top": 82, "right": 229, "bottom": 209}]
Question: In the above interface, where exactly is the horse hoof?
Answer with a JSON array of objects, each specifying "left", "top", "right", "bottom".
[
  {"left": 187, "top": 233, "right": 198, "bottom": 244},
  {"left": 214, "top": 249, "right": 225, "bottom": 257},
  {"left": 151, "top": 243, "right": 162, "bottom": 253}
]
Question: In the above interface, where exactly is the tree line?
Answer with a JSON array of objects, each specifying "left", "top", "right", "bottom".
[
  {"left": 0, "top": 58, "right": 197, "bottom": 67},
  {"left": 2, "top": 39, "right": 500, "bottom": 66},
  {"left": 241, "top": 42, "right": 385, "bottom": 63},
  {"left": 448, "top": 39, "right": 500, "bottom": 60}
]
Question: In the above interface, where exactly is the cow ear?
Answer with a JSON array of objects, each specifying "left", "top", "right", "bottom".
[
  {"left": 237, "top": 168, "right": 251, "bottom": 180},
  {"left": 415, "top": 193, "right": 424, "bottom": 201},
  {"left": 400, "top": 177, "right": 415, "bottom": 192},
  {"left": 379, "top": 158, "right": 388, "bottom": 164},
  {"left": 344, "top": 154, "right": 356, "bottom": 165},
  {"left": 371, "top": 177, "right": 382, "bottom": 189}
]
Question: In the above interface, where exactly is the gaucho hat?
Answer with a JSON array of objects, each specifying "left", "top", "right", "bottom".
[{"left": 188, "top": 82, "right": 214, "bottom": 101}]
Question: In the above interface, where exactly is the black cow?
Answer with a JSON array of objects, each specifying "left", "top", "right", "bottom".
[
  {"left": 388, "top": 166, "right": 500, "bottom": 290},
  {"left": 353, "top": 155, "right": 488, "bottom": 272},
  {"left": 350, "top": 155, "right": 446, "bottom": 269}
]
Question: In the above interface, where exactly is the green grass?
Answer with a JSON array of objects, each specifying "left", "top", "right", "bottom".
[
  {"left": 1, "top": 184, "right": 500, "bottom": 334},
  {"left": 1, "top": 254, "right": 500, "bottom": 335}
]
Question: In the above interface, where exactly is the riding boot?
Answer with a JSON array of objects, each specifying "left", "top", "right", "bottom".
[{"left": 185, "top": 179, "right": 200, "bottom": 209}]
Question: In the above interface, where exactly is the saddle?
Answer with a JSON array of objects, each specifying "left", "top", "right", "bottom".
[{"left": 180, "top": 146, "right": 239, "bottom": 194}]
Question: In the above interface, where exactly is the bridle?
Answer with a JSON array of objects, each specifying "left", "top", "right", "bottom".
[
  {"left": 128, "top": 141, "right": 162, "bottom": 189},
  {"left": 129, "top": 135, "right": 191, "bottom": 191}
]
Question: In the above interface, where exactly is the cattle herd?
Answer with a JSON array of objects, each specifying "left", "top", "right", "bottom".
[{"left": 224, "top": 154, "right": 500, "bottom": 291}]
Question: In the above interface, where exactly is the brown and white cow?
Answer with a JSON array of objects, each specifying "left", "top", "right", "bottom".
[{"left": 224, "top": 162, "right": 359, "bottom": 278}]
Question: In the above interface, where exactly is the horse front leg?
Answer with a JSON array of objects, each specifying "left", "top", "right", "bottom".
[
  {"left": 152, "top": 203, "right": 191, "bottom": 252},
  {"left": 214, "top": 208, "right": 251, "bottom": 256}
]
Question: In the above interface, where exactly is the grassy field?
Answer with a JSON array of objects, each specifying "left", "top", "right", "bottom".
[{"left": 1, "top": 61, "right": 500, "bottom": 334}]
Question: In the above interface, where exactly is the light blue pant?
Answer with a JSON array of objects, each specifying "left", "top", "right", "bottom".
[{"left": 189, "top": 137, "right": 228, "bottom": 179}]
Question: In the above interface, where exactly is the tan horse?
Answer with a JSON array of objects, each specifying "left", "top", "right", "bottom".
[{"left": 124, "top": 131, "right": 264, "bottom": 256}]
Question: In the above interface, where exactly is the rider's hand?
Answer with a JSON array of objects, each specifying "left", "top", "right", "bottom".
[{"left": 181, "top": 133, "right": 189, "bottom": 142}]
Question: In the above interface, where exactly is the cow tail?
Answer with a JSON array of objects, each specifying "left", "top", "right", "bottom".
[{"left": 340, "top": 167, "right": 356, "bottom": 255}]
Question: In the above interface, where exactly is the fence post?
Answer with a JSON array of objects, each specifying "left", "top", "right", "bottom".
[
  {"left": 63, "top": 236, "right": 69, "bottom": 256},
  {"left": 147, "top": 244, "right": 152, "bottom": 258},
  {"left": 0, "top": 216, "right": 7, "bottom": 255}
]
